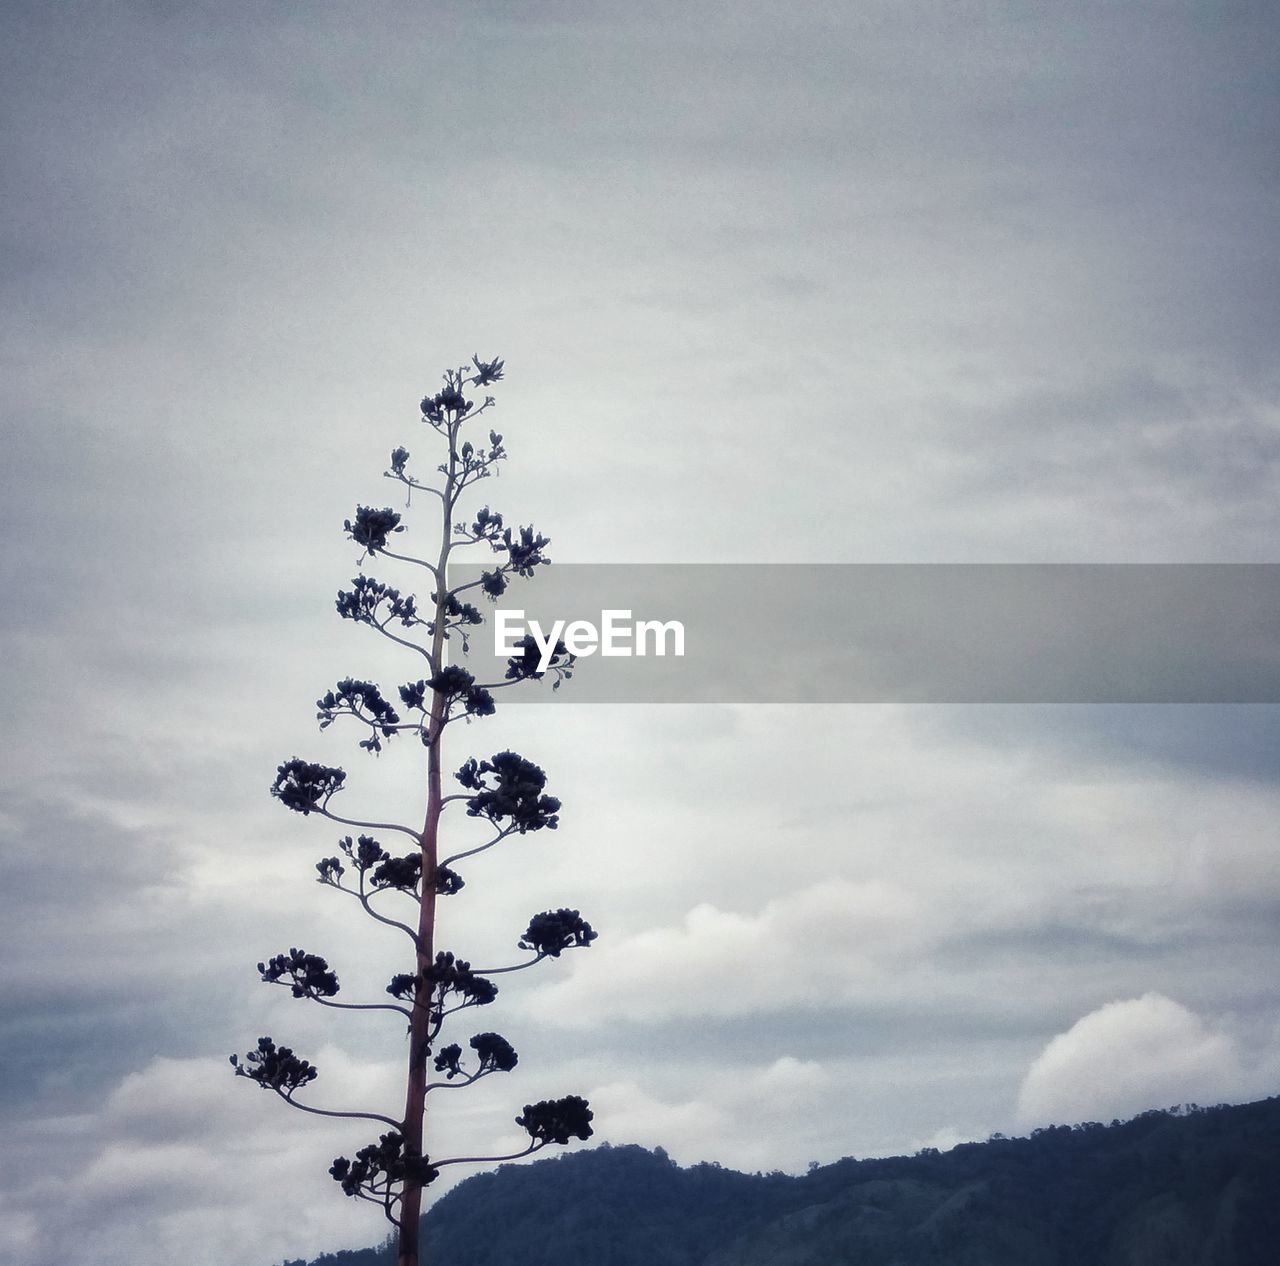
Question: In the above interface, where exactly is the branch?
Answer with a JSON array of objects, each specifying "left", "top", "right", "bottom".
[
  {"left": 441, "top": 826, "right": 515, "bottom": 868},
  {"left": 379, "top": 547, "right": 440, "bottom": 580},
  {"left": 425, "top": 1072, "right": 482, "bottom": 1093},
  {"left": 314, "top": 995, "right": 414, "bottom": 1021},
  {"left": 320, "top": 865, "right": 422, "bottom": 945},
  {"left": 279, "top": 1090, "right": 403, "bottom": 1132},
  {"left": 355, "top": 871, "right": 422, "bottom": 947},
  {"left": 434, "top": 1140, "right": 546, "bottom": 1169},
  {"left": 372, "top": 618, "right": 436, "bottom": 665},
  {"left": 350, "top": 1184, "right": 402, "bottom": 1228},
  {"left": 322, "top": 706, "right": 427, "bottom": 744},
  {"left": 438, "top": 997, "right": 494, "bottom": 1020},
  {"left": 443, "top": 575, "right": 494, "bottom": 599},
  {"left": 262, "top": 975, "right": 414, "bottom": 1019},
  {"left": 471, "top": 955, "right": 542, "bottom": 976},
  {"left": 319, "top": 803, "right": 423, "bottom": 843},
  {"left": 474, "top": 676, "right": 529, "bottom": 692},
  {"left": 384, "top": 469, "right": 445, "bottom": 503}
]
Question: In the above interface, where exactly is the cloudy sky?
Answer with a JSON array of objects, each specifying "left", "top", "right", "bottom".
[{"left": 3, "top": 2, "right": 1279, "bottom": 1263}]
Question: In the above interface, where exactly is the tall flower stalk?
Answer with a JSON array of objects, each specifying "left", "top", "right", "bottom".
[{"left": 231, "top": 359, "right": 595, "bottom": 1266}]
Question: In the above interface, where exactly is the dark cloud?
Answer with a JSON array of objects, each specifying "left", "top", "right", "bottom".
[{"left": 0, "top": 792, "right": 253, "bottom": 1112}]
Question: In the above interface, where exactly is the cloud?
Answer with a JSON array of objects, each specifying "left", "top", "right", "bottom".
[
  {"left": 1, "top": 2, "right": 1278, "bottom": 1263},
  {"left": 529, "top": 879, "right": 923, "bottom": 1024},
  {"left": 905, "top": 1124, "right": 985, "bottom": 1155},
  {"left": 0, "top": 1050, "right": 410, "bottom": 1266},
  {"left": 1015, "top": 993, "right": 1274, "bottom": 1128},
  {"left": 585, "top": 1055, "right": 832, "bottom": 1171}
]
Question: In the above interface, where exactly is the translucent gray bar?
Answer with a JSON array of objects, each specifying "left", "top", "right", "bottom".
[{"left": 446, "top": 564, "right": 1280, "bottom": 703}]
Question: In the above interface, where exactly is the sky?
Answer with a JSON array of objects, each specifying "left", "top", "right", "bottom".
[{"left": 2, "top": 1, "right": 1279, "bottom": 1263}]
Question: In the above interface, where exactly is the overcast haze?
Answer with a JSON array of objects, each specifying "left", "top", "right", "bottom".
[{"left": 2, "top": 3, "right": 1279, "bottom": 1264}]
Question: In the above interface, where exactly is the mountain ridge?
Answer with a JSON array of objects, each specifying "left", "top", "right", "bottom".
[{"left": 282, "top": 1095, "right": 1280, "bottom": 1266}]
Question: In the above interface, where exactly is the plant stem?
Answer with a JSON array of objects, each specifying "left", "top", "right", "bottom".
[{"left": 397, "top": 421, "right": 458, "bottom": 1266}]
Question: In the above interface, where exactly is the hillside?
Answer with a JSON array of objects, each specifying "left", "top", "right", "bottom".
[{"left": 283, "top": 1096, "right": 1280, "bottom": 1266}]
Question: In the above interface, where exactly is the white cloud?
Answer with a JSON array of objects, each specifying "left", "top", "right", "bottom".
[
  {"left": 529, "top": 878, "right": 922, "bottom": 1023},
  {"left": 1015, "top": 993, "right": 1269, "bottom": 1129},
  {"left": 905, "top": 1124, "right": 984, "bottom": 1155},
  {"left": 0, "top": 1053, "right": 407, "bottom": 1266},
  {"left": 587, "top": 1082, "right": 731, "bottom": 1156},
  {"left": 586, "top": 1055, "right": 832, "bottom": 1171}
]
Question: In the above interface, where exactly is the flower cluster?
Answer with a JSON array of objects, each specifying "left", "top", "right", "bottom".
[
  {"left": 461, "top": 505, "right": 504, "bottom": 546},
  {"left": 400, "top": 667, "right": 494, "bottom": 722},
  {"left": 371, "top": 853, "right": 421, "bottom": 893},
  {"left": 335, "top": 576, "right": 421, "bottom": 627},
  {"left": 397, "top": 680, "right": 428, "bottom": 712},
  {"left": 258, "top": 948, "right": 340, "bottom": 999},
  {"left": 422, "top": 951, "right": 498, "bottom": 1012},
  {"left": 317, "top": 679, "right": 402, "bottom": 753},
  {"left": 471, "top": 1031, "right": 519, "bottom": 1074},
  {"left": 432, "top": 1032, "right": 518, "bottom": 1081},
  {"left": 330, "top": 1132, "right": 438, "bottom": 1199},
  {"left": 453, "top": 428, "right": 506, "bottom": 482},
  {"left": 519, "top": 909, "right": 598, "bottom": 959},
  {"left": 421, "top": 386, "right": 473, "bottom": 425},
  {"left": 272, "top": 759, "right": 345, "bottom": 814},
  {"left": 387, "top": 951, "right": 497, "bottom": 1017},
  {"left": 473, "top": 524, "right": 551, "bottom": 601},
  {"left": 343, "top": 505, "right": 405, "bottom": 554},
  {"left": 316, "top": 835, "right": 423, "bottom": 895},
  {"left": 341, "top": 833, "right": 388, "bottom": 871},
  {"left": 456, "top": 751, "right": 561, "bottom": 832},
  {"left": 434, "top": 864, "right": 464, "bottom": 896},
  {"left": 504, "top": 633, "right": 574, "bottom": 685},
  {"left": 385, "top": 973, "right": 417, "bottom": 1001},
  {"left": 315, "top": 855, "right": 344, "bottom": 884},
  {"left": 503, "top": 524, "right": 551, "bottom": 577},
  {"left": 468, "top": 355, "right": 504, "bottom": 387},
  {"left": 516, "top": 1096, "right": 594, "bottom": 1146},
  {"left": 426, "top": 591, "right": 484, "bottom": 647},
  {"left": 230, "top": 1037, "right": 318, "bottom": 1093}
]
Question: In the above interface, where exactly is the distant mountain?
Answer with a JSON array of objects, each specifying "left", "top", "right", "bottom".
[{"left": 283, "top": 1096, "right": 1280, "bottom": 1266}]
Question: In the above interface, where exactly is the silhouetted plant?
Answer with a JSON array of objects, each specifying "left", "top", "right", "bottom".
[{"left": 232, "top": 360, "right": 596, "bottom": 1266}]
